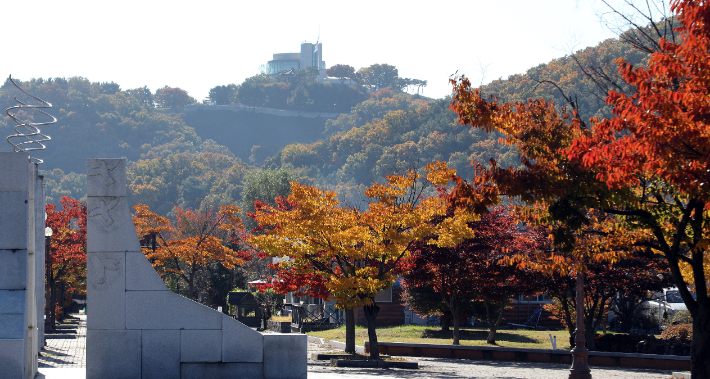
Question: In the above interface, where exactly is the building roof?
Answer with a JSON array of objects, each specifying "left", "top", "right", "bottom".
[{"left": 228, "top": 291, "right": 256, "bottom": 305}]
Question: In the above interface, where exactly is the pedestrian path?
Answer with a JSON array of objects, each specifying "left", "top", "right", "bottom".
[
  {"left": 39, "top": 314, "right": 86, "bottom": 368},
  {"left": 36, "top": 316, "right": 675, "bottom": 379}
]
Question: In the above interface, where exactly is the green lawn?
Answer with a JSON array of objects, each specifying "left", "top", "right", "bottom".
[{"left": 308, "top": 325, "right": 572, "bottom": 350}]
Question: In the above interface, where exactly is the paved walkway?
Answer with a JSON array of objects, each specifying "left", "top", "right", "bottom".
[
  {"left": 307, "top": 342, "right": 675, "bottom": 379},
  {"left": 36, "top": 317, "right": 677, "bottom": 378},
  {"left": 39, "top": 314, "right": 86, "bottom": 369}
]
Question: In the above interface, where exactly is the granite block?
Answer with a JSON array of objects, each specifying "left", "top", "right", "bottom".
[
  {"left": 87, "top": 159, "right": 126, "bottom": 197},
  {"left": 0, "top": 152, "right": 29, "bottom": 192},
  {"left": 180, "top": 362, "right": 263, "bottom": 379},
  {"left": 0, "top": 268, "right": 28, "bottom": 341},
  {"left": 0, "top": 290, "right": 26, "bottom": 314},
  {"left": 0, "top": 338, "right": 25, "bottom": 379},
  {"left": 86, "top": 252, "right": 125, "bottom": 330},
  {"left": 125, "top": 291, "right": 222, "bottom": 330},
  {"left": 142, "top": 330, "right": 180, "bottom": 379},
  {"left": 86, "top": 197, "right": 141, "bottom": 253},
  {"left": 222, "top": 315, "right": 263, "bottom": 363},
  {"left": 125, "top": 252, "right": 167, "bottom": 291},
  {"left": 86, "top": 329, "right": 141, "bottom": 379},
  {"left": 181, "top": 330, "right": 222, "bottom": 362},
  {"left": 263, "top": 333, "right": 307, "bottom": 379},
  {"left": 0, "top": 192, "right": 28, "bottom": 250},
  {"left": 0, "top": 314, "right": 25, "bottom": 339},
  {"left": 0, "top": 250, "right": 27, "bottom": 290}
]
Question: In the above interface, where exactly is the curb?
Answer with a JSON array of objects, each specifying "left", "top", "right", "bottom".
[{"left": 331, "top": 359, "right": 418, "bottom": 369}]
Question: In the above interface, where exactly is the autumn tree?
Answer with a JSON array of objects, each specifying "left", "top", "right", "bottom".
[
  {"left": 541, "top": 247, "right": 673, "bottom": 350},
  {"left": 400, "top": 283, "right": 468, "bottom": 331},
  {"left": 404, "top": 207, "right": 545, "bottom": 345},
  {"left": 326, "top": 64, "right": 356, "bottom": 84},
  {"left": 449, "top": 67, "right": 646, "bottom": 374},
  {"left": 565, "top": 1, "right": 710, "bottom": 375},
  {"left": 45, "top": 196, "right": 87, "bottom": 327},
  {"left": 250, "top": 161, "right": 476, "bottom": 359},
  {"left": 133, "top": 204, "right": 246, "bottom": 301},
  {"left": 155, "top": 86, "right": 194, "bottom": 108}
]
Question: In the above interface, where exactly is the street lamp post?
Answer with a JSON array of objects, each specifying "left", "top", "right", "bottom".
[{"left": 569, "top": 271, "right": 591, "bottom": 379}]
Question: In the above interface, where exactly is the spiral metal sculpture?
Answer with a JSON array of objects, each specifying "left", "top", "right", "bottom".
[{"left": 5, "top": 75, "right": 55, "bottom": 164}]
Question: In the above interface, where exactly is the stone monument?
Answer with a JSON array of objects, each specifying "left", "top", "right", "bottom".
[
  {"left": 0, "top": 152, "right": 46, "bottom": 379},
  {"left": 86, "top": 158, "right": 306, "bottom": 379}
]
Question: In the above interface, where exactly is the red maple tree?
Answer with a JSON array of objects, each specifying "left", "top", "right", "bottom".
[
  {"left": 45, "top": 196, "right": 87, "bottom": 326},
  {"left": 403, "top": 206, "right": 546, "bottom": 345},
  {"left": 565, "top": 1, "right": 710, "bottom": 375}
]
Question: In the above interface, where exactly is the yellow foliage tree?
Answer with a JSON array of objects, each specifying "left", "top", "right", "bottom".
[{"left": 250, "top": 161, "right": 475, "bottom": 359}]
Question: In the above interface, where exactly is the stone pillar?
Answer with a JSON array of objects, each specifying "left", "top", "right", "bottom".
[
  {"left": 86, "top": 158, "right": 307, "bottom": 379},
  {"left": 86, "top": 158, "right": 142, "bottom": 379},
  {"left": 0, "top": 152, "right": 31, "bottom": 379}
]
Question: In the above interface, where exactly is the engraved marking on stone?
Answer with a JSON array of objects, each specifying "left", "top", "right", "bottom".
[
  {"left": 93, "top": 254, "right": 121, "bottom": 285},
  {"left": 88, "top": 160, "right": 120, "bottom": 187},
  {"left": 88, "top": 198, "right": 120, "bottom": 227}
]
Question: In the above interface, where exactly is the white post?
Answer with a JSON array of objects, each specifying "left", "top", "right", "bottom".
[{"left": 658, "top": 294, "right": 663, "bottom": 331}]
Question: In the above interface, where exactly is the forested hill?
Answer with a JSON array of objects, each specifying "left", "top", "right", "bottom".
[
  {"left": 0, "top": 78, "right": 200, "bottom": 174},
  {"left": 480, "top": 35, "right": 647, "bottom": 120},
  {"left": 263, "top": 34, "right": 650, "bottom": 202},
  {"left": 0, "top": 31, "right": 649, "bottom": 213}
]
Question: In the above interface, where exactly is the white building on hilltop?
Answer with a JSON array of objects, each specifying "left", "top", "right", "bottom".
[{"left": 267, "top": 42, "right": 325, "bottom": 75}]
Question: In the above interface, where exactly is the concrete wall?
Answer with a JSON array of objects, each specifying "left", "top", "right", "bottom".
[
  {"left": 85, "top": 158, "right": 306, "bottom": 379},
  {"left": 0, "top": 152, "right": 44, "bottom": 379},
  {"left": 184, "top": 104, "right": 340, "bottom": 119}
]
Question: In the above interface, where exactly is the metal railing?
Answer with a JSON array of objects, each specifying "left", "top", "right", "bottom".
[{"left": 288, "top": 303, "right": 345, "bottom": 333}]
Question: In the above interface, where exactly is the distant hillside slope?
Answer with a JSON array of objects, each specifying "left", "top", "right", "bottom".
[
  {"left": 182, "top": 109, "right": 328, "bottom": 164},
  {"left": 480, "top": 36, "right": 647, "bottom": 120},
  {"left": 269, "top": 34, "right": 651, "bottom": 202},
  {"left": 0, "top": 77, "right": 200, "bottom": 174}
]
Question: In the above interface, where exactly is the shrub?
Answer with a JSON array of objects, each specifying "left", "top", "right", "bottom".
[{"left": 661, "top": 324, "right": 693, "bottom": 344}]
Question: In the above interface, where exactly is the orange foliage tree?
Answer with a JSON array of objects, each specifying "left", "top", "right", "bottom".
[
  {"left": 565, "top": 1, "right": 710, "bottom": 375},
  {"left": 449, "top": 56, "right": 649, "bottom": 365},
  {"left": 133, "top": 204, "right": 246, "bottom": 301},
  {"left": 45, "top": 196, "right": 87, "bottom": 326},
  {"left": 250, "top": 161, "right": 476, "bottom": 359}
]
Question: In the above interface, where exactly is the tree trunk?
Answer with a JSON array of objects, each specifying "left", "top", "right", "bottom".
[
  {"left": 345, "top": 308, "right": 356, "bottom": 354},
  {"left": 584, "top": 296, "right": 608, "bottom": 352},
  {"left": 452, "top": 309, "right": 461, "bottom": 346},
  {"left": 558, "top": 294, "right": 575, "bottom": 347},
  {"left": 441, "top": 313, "right": 451, "bottom": 332},
  {"left": 57, "top": 282, "right": 66, "bottom": 321},
  {"left": 444, "top": 297, "right": 460, "bottom": 345},
  {"left": 485, "top": 301, "right": 506, "bottom": 345},
  {"left": 584, "top": 318, "right": 597, "bottom": 351},
  {"left": 48, "top": 276, "right": 56, "bottom": 330},
  {"left": 363, "top": 302, "right": 380, "bottom": 359},
  {"left": 690, "top": 301, "right": 710, "bottom": 379}
]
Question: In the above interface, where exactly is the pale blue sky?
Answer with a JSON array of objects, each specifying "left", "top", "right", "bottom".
[{"left": 1, "top": 0, "right": 668, "bottom": 101}]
